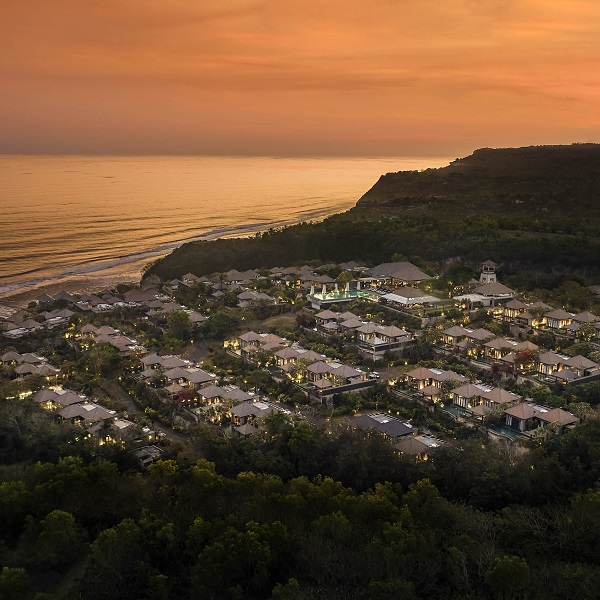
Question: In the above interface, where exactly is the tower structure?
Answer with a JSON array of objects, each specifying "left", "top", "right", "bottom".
[{"left": 480, "top": 260, "right": 497, "bottom": 284}]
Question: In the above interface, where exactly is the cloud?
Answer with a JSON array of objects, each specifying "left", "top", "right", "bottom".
[{"left": 1, "top": 0, "right": 599, "bottom": 154}]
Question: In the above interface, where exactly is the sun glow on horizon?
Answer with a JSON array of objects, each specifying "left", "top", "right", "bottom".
[{"left": 1, "top": 0, "right": 599, "bottom": 155}]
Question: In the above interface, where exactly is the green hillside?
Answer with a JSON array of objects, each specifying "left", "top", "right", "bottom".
[
  {"left": 356, "top": 143, "right": 600, "bottom": 217},
  {"left": 145, "top": 144, "right": 600, "bottom": 281}
]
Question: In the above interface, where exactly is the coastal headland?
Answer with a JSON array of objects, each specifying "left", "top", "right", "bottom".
[
  {"left": 146, "top": 144, "right": 600, "bottom": 283},
  {"left": 2, "top": 143, "right": 600, "bottom": 599}
]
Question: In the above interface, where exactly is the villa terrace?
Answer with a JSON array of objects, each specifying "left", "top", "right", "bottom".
[
  {"left": 504, "top": 402, "right": 579, "bottom": 436},
  {"left": 307, "top": 286, "right": 378, "bottom": 309},
  {"left": 312, "top": 309, "right": 414, "bottom": 359},
  {"left": 227, "top": 330, "right": 378, "bottom": 401},
  {"left": 32, "top": 386, "right": 157, "bottom": 448}
]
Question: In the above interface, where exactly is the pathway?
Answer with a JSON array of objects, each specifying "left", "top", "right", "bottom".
[{"left": 97, "top": 377, "right": 189, "bottom": 444}]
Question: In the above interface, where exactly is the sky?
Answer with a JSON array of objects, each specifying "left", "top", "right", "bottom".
[{"left": 1, "top": 0, "right": 600, "bottom": 156}]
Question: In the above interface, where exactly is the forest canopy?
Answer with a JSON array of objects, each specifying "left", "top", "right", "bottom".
[{"left": 146, "top": 145, "right": 600, "bottom": 281}]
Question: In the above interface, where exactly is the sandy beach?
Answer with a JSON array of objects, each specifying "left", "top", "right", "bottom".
[{"left": 0, "top": 273, "right": 140, "bottom": 311}]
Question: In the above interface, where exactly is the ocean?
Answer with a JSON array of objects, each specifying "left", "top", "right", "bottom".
[{"left": 0, "top": 155, "right": 451, "bottom": 300}]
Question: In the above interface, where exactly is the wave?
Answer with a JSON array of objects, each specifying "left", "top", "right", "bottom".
[
  {"left": 0, "top": 204, "right": 342, "bottom": 297},
  {"left": 2, "top": 155, "right": 452, "bottom": 298}
]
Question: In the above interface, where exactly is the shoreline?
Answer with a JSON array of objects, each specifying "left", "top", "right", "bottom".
[
  {"left": 0, "top": 274, "right": 140, "bottom": 311},
  {"left": 0, "top": 204, "right": 356, "bottom": 310},
  {"left": 2, "top": 155, "right": 453, "bottom": 312}
]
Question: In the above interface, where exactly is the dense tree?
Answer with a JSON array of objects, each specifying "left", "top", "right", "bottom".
[
  {"left": 485, "top": 555, "right": 531, "bottom": 600},
  {"left": 201, "top": 308, "right": 241, "bottom": 340},
  {"left": 78, "top": 518, "right": 151, "bottom": 600},
  {"left": 82, "top": 342, "right": 121, "bottom": 379},
  {"left": 0, "top": 391, "right": 600, "bottom": 598},
  {"left": 19, "top": 509, "right": 86, "bottom": 570},
  {"left": 166, "top": 310, "right": 193, "bottom": 341},
  {"left": 0, "top": 567, "right": 31, "bottom": 600},
  {"left": 190, "top": 521, "right": 288, "bottom": 599},
  {"left": 146, "top": 205, "right": 600, "bottom": 283}
]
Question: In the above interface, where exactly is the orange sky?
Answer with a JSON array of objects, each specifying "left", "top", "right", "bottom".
[{"left": 2, "top": 0, "right": 599, "bottom": 155}]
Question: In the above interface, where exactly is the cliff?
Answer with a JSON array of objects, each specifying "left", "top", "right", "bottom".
[
  {"left": 145, "top": 144, "right": 600, "bottom": 281},
  {"left": 355, "top": 144, "right": 600, "bottom": 218}
]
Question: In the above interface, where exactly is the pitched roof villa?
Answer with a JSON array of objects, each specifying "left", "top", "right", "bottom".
[{"left": 366, "top": 261, "right": 432, "bottom": 283}]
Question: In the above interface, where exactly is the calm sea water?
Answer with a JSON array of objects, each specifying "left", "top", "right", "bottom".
[{"left": 0, "top": 155, "right": 451, "bottom": 297}]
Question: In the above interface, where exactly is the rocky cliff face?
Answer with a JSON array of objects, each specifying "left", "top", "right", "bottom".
[
  {"left": 355, "top": 144, "right": 600, "bottom": 213},
  {"left": 146, "top": 143, "right": 600, "bottom": 281}
]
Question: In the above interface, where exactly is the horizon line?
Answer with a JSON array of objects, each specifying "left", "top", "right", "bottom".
[{"left": 1, "top": 142, "right": 596, "bottom": 160}]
